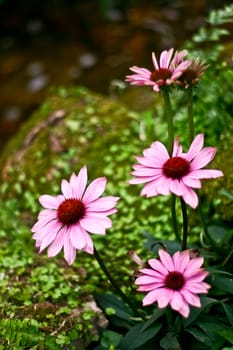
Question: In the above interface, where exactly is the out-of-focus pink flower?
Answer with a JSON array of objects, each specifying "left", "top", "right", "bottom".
[
  {"left": 135, "top": 249, "right": 211, "bottom": 318},
  {"left": 176, "top": 58, "right": 209, "bottom": 88},
  {"left": 129, "top": 134, "right": 223, "bottom": 208},
  {"left": 125, "top": 48, "right": 191, "bottom": 92},
  {"left": 32, "top": 166, "right": 119, "bottom": 265}
]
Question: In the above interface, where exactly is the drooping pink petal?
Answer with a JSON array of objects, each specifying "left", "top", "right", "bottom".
[
  {"left": 80, "top": 214, "right": 112, "bottom": 234},
  {"left": 47, "top": 227, "right": 66, "bottom": 257},
  {"left": 69, "top": 224, "right": 86, "bottom": 250},
  {"left": 157, "top": 288, "right": 174, "bottom": 308},
  {"left": 182, "top": 176, "right": 201, "bottom": 188},
  {"left": 82, "top": 230, "right": 94, "bottom": 254},
  {"left": 181, "top": 289, "right": 201, "bottom": 307},
  {"left": 142, "top": 289, "right": 160, "bottom": 306},
  {"left": 181, "top": 186, "right": 199, "bottom": 209},
  {"left": 63, "top": 230, "right": 76, "bottom": 265}
]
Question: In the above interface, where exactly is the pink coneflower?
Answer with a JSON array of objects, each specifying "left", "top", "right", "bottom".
[
  {"left": 176, "top": 58, "right": 209, "bottom": 88},
  {"left": 125, "top": 48, "right": 191, "bottom": 92},
  {"left": 32, "top": 166, "right": 119, "bottom": 265},
  {"left": 135, "top": 249, "right": 211, "bottom": 318},
  {"left": 129, "top": 134, "right": 223, "bottom": 208}
]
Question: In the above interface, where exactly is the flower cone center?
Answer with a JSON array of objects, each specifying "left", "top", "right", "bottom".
[
  {"left": 163, "top": 156, "right": 190, "bottom": 179},
  {"left": 165, "top": 271, "right": 185, "bottom": 290},
  {"left": 179, "top": 69, "right": 197, "bottom": 84},
  {"left": 151, "top": 68, "right": 171, "bottom": 83},
  {"left": 57, "top": 198, "right": 85, "bottom": 225}
]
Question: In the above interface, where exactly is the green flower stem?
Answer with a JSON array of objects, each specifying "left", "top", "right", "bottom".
[
  {"left": 166, "top": 307, "right": 174, "bottom": 330},
  {"left": 94, "top": 247, "right": 143, "bottom": 318},
  {"left": 187, "top": 87, "right": 194, "bottom": 143},
  {"left": 180, "top": 198, "right": 188, "bottom": 250},
  {"left": 161, "top": 88, "right": 174, "bottom": 155},
  {"left": 198, "top": 201, "right": 222, "bottom": 254},
  {"left": 171, "top": 195, "right": 181, "bottom": 243}
]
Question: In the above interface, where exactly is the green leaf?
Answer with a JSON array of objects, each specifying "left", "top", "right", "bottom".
[
  {"left": 219, "top": 329, "right": 233, "bottom": 345},
  {"left": 141, "top": 309, "right": 164, "bottom": 332},
  {"left": 183, "top": 297, "right": 217, "bottom": 328},
  {"left": 160, "top": 333, "right": 180, "bottom": 350},
  {"left": 210, "top": 276, "right": 233, "bottom": 295},
  {"left": 186, "top": 327, "right": 212, "bottom": 347},
  {"left": 100, "top": 330, "right": 123, "bottom": 348},
  {"left": 94, "top": 292, "right": 134, "bottom": 328},
  {"left": 222, "top": 303, "right": 233, "bottom": 327},
  {"left": 119, "top": 321, "right": 162, "bottom": 350}
]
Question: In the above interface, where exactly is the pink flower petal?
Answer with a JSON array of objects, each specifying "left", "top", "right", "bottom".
[
  {"left": 173, "top": 250, "right": 190, "bottom": 272},
  {"left": 80, "top": 214, "right": 112, "bottom": 234},
  {"left": 157, "top": 288, "right": 174, "bottom": 308},
  {"left": 142, "top": 289, "right": 160, "bottom": 306},
  {"left": 47, "top": 227, "right": 66, "bottom": 257},
  {"left": 61, "top": 179, "right": 73, "bottom": 198},
  {"left": 186, "top": 134, "right": 204, "bottom": 161},
  {"left": 189, "top": 169, "right": 223, "bottom": 179},
  {"left": 148, "top": 258, "right": 168, "bottom": 276},
  {"left": 135, "top": 275, "right": 163, "bottom": 285},
  {"left": 152, "top": 52, "right": 159, "bottom": 70},
  {"left": 190, "top": 147, "right": 217, "bottom": 170},
  {"left": 159, "top": 249, "right": 174, "bottom": 271},
  {"left": 181, "top": 186, "right": 198, "bottom": 209},
  {"left": 182, "top": 176, "right": 201, "bottom": 188},
  {"left": 74, "top": 166, "right": 88, "bottom": 198},
  {"left": 181, "top": 289, "right": 201, "bottom": 307},
  {"left": 69, "top": 224, "right": 86, "bottom": 249},
  {"left": 39, "top": 195, "right": 63, "bottom": 209},
  {"left": 82, "top": 177, "right": 107, "bottom": 203},
  {"left": 64, "top": 230, "right": 76, "bottom": 265},
  {"left": 177, "top": 300, "right": 190, "bottom": 318},
  {"left": 86, "top": 196, "right": 119, "bottom": 212},
  {"left": 82, "top": 230, "right": 94, "bottom": 254},
  {"left": 183, "top": 257, "right": 204, "bottom": 277},
  {"left": 137, "top": 282, "right": 165, "bottom": 291},
  {"left": 160, "top": 49, "right": 173, "bottom": 68}
]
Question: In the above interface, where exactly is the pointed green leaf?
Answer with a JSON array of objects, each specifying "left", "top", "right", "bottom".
[
  {"left": 222, "top": 303, "right": 233, "bottom": 327},
  {"left": 219, "top": 329, "right": 233, "bottom": 345},
  {"left": 160, "top": 333, "right": 180, "bottom": 350},
  {"left": 119, "top": 321, "right": 162, "bottom": 350}
]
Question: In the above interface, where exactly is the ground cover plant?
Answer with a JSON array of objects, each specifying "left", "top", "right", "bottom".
[{"left": 0, "top": 4, "right": 233, "bottom": 350}]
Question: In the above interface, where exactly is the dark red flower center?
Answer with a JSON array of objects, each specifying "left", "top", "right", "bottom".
[
  {"left": 179, "top": 69, "right": 197, "bottom": 84},
  {"left": 151, "top": 68, "right": 171, "bottom": 83},
  {"left": 57, "top": 198, "right": 85, "bottom": 225},
  {"left": 165, "top": 271, "right": 185, "bottom": 290},
  {"left": 163, "top": 156, "right": 190, "bottom": 179}
]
